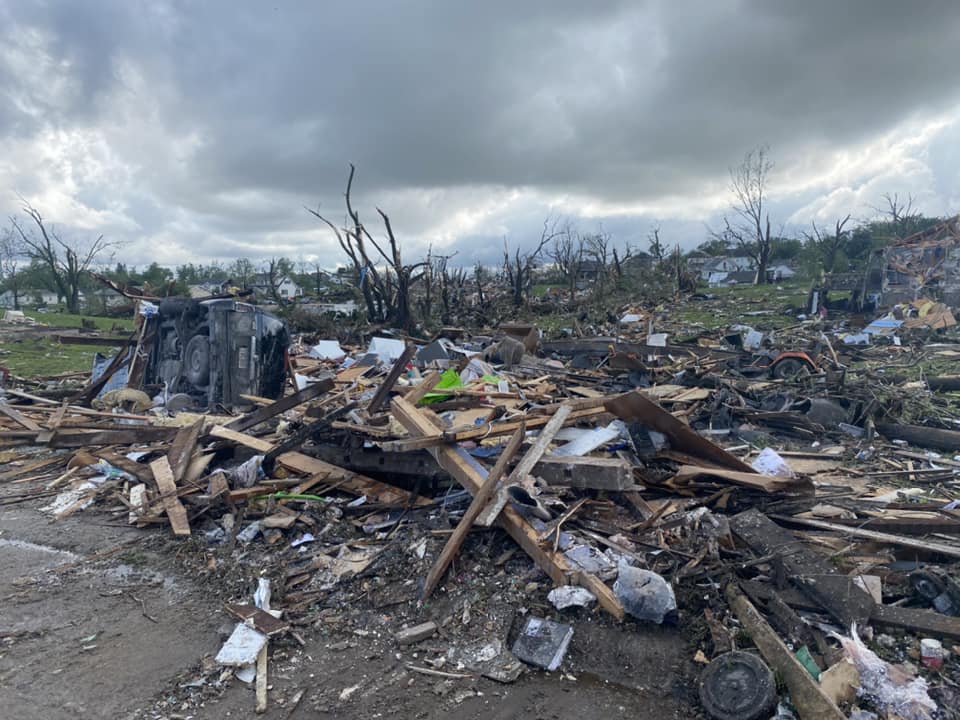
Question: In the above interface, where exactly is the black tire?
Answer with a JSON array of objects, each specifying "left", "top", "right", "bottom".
[
  {"left": 771, "top": 357, "right": 810, "bottom": 380},
  {"left": 183, "top": 332, "right": 211, "bottom": 387},
  {"left": 699, "top": 651, "right": 777, "bottom": 720}
]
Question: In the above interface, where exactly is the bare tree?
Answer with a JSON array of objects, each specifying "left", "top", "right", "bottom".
[
  {"left": 473, "top": 262, "right": 488, "bottom": 309},
  {"left": 308, "top": 165, "right": 388, "bottom": 323},
  {"left": 0, "top": 222, "right": 25, "bottom": 309},
  {"left": 11, "top": 200, "right": 120, "bottom": 313},
  {"left": 872, "top": 192, "right": 922, "bottom": 239},
  {"left": 802, "top": 215, "right": 851, "bottom": 278},
  {"left": 583, "top": 229, "right": 613, "bottom": 295},
  {"left": 503, "top": 217, "right": 559, "bottom": 307},
  {"left": 713, "top": 146, "right": 775, "bottom": 285},
  {"left": 262, "top": 257, "right": 296, "bottom": 307},
  {"left": 548, "top": 219, "right": 583, "bottom": 301},
  {"left": 228, "top": 257, "right": 256, "bottom": 289},
  {"left": 647, "top": 225, "right": 665, "bottom": 263}
]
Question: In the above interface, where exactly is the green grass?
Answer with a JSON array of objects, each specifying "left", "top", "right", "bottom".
[
  {"left": 0, "top": 337, "right": 104, "bottom": 377},
  {"left": 21, "top": 310, "right": 136, "bottom": 332},
  {"left": 0, "top": 310, "right": 134, "bottom": 378}
]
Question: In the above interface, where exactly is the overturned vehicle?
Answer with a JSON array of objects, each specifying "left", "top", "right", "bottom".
[{"left": 143, "top": 298, "right": 289, "bottom": 410}]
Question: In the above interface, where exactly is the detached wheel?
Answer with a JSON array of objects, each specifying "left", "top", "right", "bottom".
[
  {"left": 183, "top": 333, "right": 211, "bottom": 387},
  {"left": 771, "top": 357, "right": 810, "bottom": 380},
  {"left": 699, "top": 651, "right": 776, "bottom": 720}
]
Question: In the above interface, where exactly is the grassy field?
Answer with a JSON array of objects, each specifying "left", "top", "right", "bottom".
[{"left": 0, "top": 310, "right": 135, "bottom": 378}]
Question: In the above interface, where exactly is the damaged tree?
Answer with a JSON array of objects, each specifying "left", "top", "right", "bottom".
[
  {"left": 11, "top": 201, "right": 119, "bottom": 314},
  {"left": 803, "top": 215, "right": 851, "bottom": 281},
  {"left": 504, "top": 217, "right": 560, "bottom": 307},
  {"left": 310, "top": 165, "right": 427, "bottom": 330},
  {"left": 0, "top": 222, "right": 25, "bottom": 310},
  {"left": 714, "top": 146, "right": 776, "bottom": 286},
  {"left": 548, "top": 219, "right": 583, "bottom": 301}
]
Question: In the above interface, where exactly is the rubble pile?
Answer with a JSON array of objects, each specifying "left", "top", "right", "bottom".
[{"left": 5, "top": 303, "right": 960, "bottom": 718}]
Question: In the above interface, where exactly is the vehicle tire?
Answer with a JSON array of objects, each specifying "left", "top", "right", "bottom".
[
  {"left": 699, "top": 651, "right": 777, "bottom": 720},
  {"left": 183, "top": 332, "right": 211, "bottom": 387},
  {"left": 771, "top": 357, "right": 810, "bottom": 380}
]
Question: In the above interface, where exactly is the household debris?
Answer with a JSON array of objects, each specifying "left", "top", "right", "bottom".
[{"left": 7, "top": 297, "right": 960, "bottom": 718}]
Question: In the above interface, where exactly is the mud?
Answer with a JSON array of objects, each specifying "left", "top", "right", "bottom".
[{"left": 1, "top": 498, "right": 699, "bottom": 719}]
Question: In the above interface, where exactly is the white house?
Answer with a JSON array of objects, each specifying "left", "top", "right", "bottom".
[
  {"left": 767, "top": 264, "right": 796, "bottom": 281},
  {"left": 700, "top": 256, "right": 755, "bottom": 280},
  {"left": 251, "top": 273, "right": 303, "bottom": 300},
  {"left": 1, "top": 288, "right": 62, "bottom": 308}
]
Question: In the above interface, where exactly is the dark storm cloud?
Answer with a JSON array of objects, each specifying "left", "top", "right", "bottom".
[{"left": 1, "top": 0, "right": 959, "bottom": 265}]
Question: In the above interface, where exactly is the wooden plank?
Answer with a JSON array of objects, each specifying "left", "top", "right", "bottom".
[
  {"left": 368, "top": 343, "right": 416, "bottom": 414},
  {"left": 476, "top": 404, "right": 571, "bottom": 526},
  {"left": 209, "top": 425, "right": 429, "bottom": 507},
  {"left": 255, "top": 644, "right": 268, "bottom": 714},
  {"left": 403, "top": 369, "right": 445, "bottom": 406},
  {"left": 421, "top": 424, "right": 525, "bottom": 601},
  {"left": 510, "top": 405, "right": 571, "bottom": 481},
  {"left": 771, "top": 513, "right": 960, "bottom": 559},
  {"left": 0, "top": 456, "right": 64, "bottom": 483},
  {"left": 149, "top": 456, "right": 190, "bottom": 536},
  {"left": 391, "top": 396, "right": 625, "bottom": 620},
  {"left": 0, "top": 403, "right": 42, "bottom": 432},
  {"left": 534, "top": 456, "right": 633, "bottom": 491},
  {"left": 726, "top": 585, "right": 845, "bottom": 720},
  {"left": 741, "top": 580, "right": 960, "bottom": 642},
  {"left": 168, "top": 419, "right": 204, "bottom": 484},
  {"left": 224, "top": 603, "right": 290, "bottom": 637},
  {"left": 49, "top": 426, "right": 177, "bottom": 447},
  {"left": 379, "top": 406, "right": 607, "bottom": 452},
  {"left": 225, "top": 378, "right": 333, "bottom": 433},
  {"left": 605, "top": 390, "right": 753, "bottom": 472}
]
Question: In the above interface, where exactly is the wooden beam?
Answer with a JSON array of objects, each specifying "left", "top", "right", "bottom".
[
  {"left": 149, "top": 455, "right": 190, "bottom": 536},
  {"left": 476, "top": 404, "right": 571, "bottom": 526},
  {"left": 605, "top": 390, "right": 753, "bottom": 472},
  {"left": 368, "top": 343, "right": 416, "bottom": 414},
  {"left": 391, "top": 396, "right": 625, "bottom": 620},
  {"left": 421, "top": 423, "right": 525, "bottom": 601},
  {"left": 403, "top": 369, "right": 445, "bottom": 406},
  {"left": 726, "top": 584, "right": 845, "bottom": 720},
  {"left": 771, "top": 514, "right": 960, "bottom": 559},
  {"left": 535, "top": 455, "right": 633, "bottom": 491},
  {"left": 168, "top": 419, "right": 203, "bottom": 484},
  {"left": 225, "top": 378, "right": 333, "bottom": 433},
  {"left": 208, "top": 424, "right": 429, "bottom": 507},
  {"left": 0, "top": 403, "right": 42, "bottom": 432},
  {"left": 379, "top": 406, "right": 607, "bottom": 452}
]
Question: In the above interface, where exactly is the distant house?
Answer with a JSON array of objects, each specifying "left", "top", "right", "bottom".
[
  {"left": 251, "top": 273, "right": 303, "bottom": 300},
  {"left": 84, "top": 288, "right": 129, "bottom": 311},
  {"left": 624, "top": 252, "right": 657, "bottom": 272},
  {"left": 575, "top": 260, "right": 602, "bottom": 289},
  {"left": 767, "top": 264, "right": 796, "bottom": 282}
]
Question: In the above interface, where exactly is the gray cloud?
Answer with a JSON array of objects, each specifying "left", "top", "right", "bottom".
[{"left": 1, "top": 1, "right": 959, "bottom": 268}]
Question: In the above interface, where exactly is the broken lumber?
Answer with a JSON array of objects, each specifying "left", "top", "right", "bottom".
[
  {"left": 209, "top": 425, "right": 429, "bottom": 507},
  {"left": 605, "top": 390, "right": 753, "bottom": 472},
  {"left": 391, "top": 396, "right": 625, "bottom": 620},
  {"left": 149, "top": 455, "right": 190, "bottom": 536},
  {"left": 877, "top": 422, "right": 960, "bottom": 452},
  {"left": 770, "top": 513, "right": 960, "bottom": 559},
  {"left": 225, "top": 378, "right": 333, "bottom": 433},
  {"left": 421, "top": 423, "right": 525, "bottom": 601},
  {"left": 368, "top": 343, "right": 416, "bottom": 414},
  {"left": 726, "top": 584, "right": 845, "bottom": 720},
  {"left": 534, "top": 455, "right": 633, "bottom": 491}
]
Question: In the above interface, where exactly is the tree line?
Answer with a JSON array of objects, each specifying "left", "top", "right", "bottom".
[{"left": 1, "top": 152, "right": 951, "bottom": 323}]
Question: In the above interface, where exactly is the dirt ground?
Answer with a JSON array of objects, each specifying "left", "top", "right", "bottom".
[{"left": 1, "top": 495, "right": 699, "bottom": 720}]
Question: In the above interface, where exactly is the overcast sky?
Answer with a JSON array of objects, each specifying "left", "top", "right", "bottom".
[{"left": 2, "top": 1, "right": 960, "bottom": 271}]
